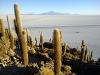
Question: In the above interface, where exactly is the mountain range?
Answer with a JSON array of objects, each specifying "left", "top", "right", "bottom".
[{"left": 22, "top": 11, "right": 79, "bottom": 15}]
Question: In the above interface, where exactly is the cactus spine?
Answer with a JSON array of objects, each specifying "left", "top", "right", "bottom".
[
  {"left": 7, "top": 16, "right": 14, "bottom": 50},
  {"left": 14, "top": 4, "right": 28, "bottom": 65},
  {"left": 53, "top": 28, "right": 61, "bottom": 75},
  {"left": 0, "top": 19, "right": 5, "bottom": 37}
]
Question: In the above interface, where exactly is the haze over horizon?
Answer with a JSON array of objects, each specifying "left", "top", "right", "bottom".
[{"left": 0, "top": 0, "right": 100, "bottom": 15}]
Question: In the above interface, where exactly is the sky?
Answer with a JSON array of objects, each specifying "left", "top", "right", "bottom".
[{"left": 0, "top": 0, "right": 100, "bottom": 15}]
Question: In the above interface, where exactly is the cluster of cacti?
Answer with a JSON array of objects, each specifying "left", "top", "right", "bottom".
[
  {"left": 53, "top": 28, "right": 62, "bottom": 75},
  {"left": 81, "top": 40, "right": 93, "bottom": 62},
  {"left": 14, "top": 3, "right": 28, "bottom": 65},
  {"left": 0, "top": 19, "right": 11, "bottom": 56}
]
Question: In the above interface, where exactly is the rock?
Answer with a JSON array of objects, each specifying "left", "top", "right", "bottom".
[{"left": 43, "top": 42, "right": 53, "bottom": 49}]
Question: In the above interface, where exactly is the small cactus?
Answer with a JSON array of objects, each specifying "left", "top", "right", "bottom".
[
  {"left": 90, "top": 51, "right": 93, "bottom": 60},
  {"left": 85, "top": 46, "right": 88, "bottom": 55},
  {"left": 35, "top": 37, "right": 38, "bottom": 46},
  {"left": 84, "top": 55, "right": 87, "bottom": 62},
  {"left": 30, "top": 36, "right": 34, "bottom": 47},
  {"left": 14, "top": 3, "right": 28, "bottom": 65},
  {"left": 82, "top": 40, "right": 85, "bottom": 47},
  {"left": 62, "top": 43, "right": 66, "bottom": 57},
  {"left": 81, "top": 46, "right": 85, "bottom": 61},
  {"left": 87, "top": 55, "right": 90, "bottom": 62},
  {"left": 53, "top": 28, "right": 61, "bottom": 75},
  {"left": 5, "top": 29, "right": 10, "bottom": 39},
  {"left": 40, "top": 31, "right": 43, "bottom": 49},
  {"left": 13, "top": 19, "right": 18, "bottom": 35}
]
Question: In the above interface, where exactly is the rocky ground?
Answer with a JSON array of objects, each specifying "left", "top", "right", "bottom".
[{"left": 0, "top": 43, "right": 100, "bottom": 75}]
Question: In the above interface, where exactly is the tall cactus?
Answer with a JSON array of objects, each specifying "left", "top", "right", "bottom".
[
  {"left": 53, "top": 28, "right": 61, "bottom": 75},
  {"left": 7, "top": 16, "right": 14, "bottom": 50},
  {"left": 0, "top": 19, "right": 5, "bottom": 37},
  {"left": 14, "top": 3, "right": 28, "bottom": 65}
]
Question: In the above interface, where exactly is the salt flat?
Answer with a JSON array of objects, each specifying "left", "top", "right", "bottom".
[{"left": 0, "top": 15, "right": 100, "bottom": 60}]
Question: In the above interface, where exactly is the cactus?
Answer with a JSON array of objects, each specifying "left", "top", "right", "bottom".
[
  {"left": 26, "top": 29, "right": 29, "bottom": 43},
  {"left": 62, "top": 43, "right": 66, "bottom": 57},
  {"left": 7, "top": 16, "right": 14, "bottom": 50},
  {"left": 0, "top": 19, "right": 5, "bottom": 37},
  {"left": 35, "top": 37, "right": 37, "bottom": 46},
  {"left": 40, "top": 31, "right": 43, "bottom": 49},
  {"left": 29, "top": 36, "right": 34, "bottom": 47},
  {"left": 87, "top": 55, "right": 90, "bottom": 62},
  {"left": 90, "top": 51, "right": 93, "bottom": 60},
  {"left": 81, "top": 46, "right": 85, "bottom": 61},
  {"left": 84, "top": 55, "right": 87, "bottom": 62},
  {"left": 85, "top": 46, "right": 88, "bottom": 55},
  {"left": 14, "top": 3, "right": 28, "bottom": 65},
  {"left": 84, "top": 46, "right": 88, "bottom": 61},
  {"left": 5, "top": 29, "right": 10, "bottom": 39},
  {"left": 14, "top": 19, "right": 18, "bottom": 35},
  {"left": 53, "top": 28, "right": 61, "bottom": 75},
  {"left": 60, "top": 31, "right": 62, "bottom": 55},
  {"left": 82, "top": 40, "right": 85, "bottom": 47}
]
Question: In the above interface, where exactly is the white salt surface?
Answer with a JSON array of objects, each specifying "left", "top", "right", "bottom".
[{"left": 0, "top": 15, "right": 100, "bottom": 60}]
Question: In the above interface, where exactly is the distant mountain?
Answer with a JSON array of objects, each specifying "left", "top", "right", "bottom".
[
  {"left": 20, "top": 11, "right": 80, "bottom": 15},
  {"left": 40, "top": 11, "right": 70, "bottom": 15}
]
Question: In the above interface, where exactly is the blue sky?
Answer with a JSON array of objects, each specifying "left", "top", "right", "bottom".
[{"left": 0, "top": 0, "right": 100, "bottom": 15}]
